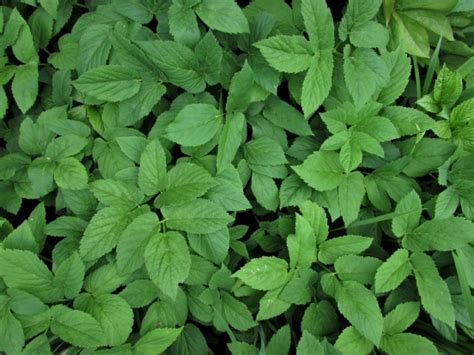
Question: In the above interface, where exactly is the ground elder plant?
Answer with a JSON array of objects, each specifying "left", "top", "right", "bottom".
[{"left": 0, "top": 0, "right": 473, "bottom": 354}]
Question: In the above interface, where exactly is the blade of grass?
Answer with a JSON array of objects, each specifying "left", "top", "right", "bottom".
[
  {"left": 422, "top": 36, "right": 443, "bottom": 95},
  {"left": 413, "top": 56, "right": 422, "bottom": 100}
]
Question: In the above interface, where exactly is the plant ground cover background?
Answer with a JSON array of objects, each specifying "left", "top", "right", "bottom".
[{"left": 0, "top": 0, "right": 473, "bottom": 354}]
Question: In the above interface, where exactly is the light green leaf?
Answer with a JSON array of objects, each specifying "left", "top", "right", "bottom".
[
  {"left": 279, "top": 174, "right": 313, "bottom": 208},
  {"left": 301, "top": 0, "right": 334, "bottom": 50},
  {"left": 244, "top": 136, "right": 288, "bottom": 166},
  {"left": 138, "top": 139, "right": 167, "bottom": 196},
  {"left": 381, "top": 333, "right": 438, "bottom": 355},
  {"left": 195, "top": 0, "right": 249, "bottom": 34},
  {"left": 335, "top": 326, "right": 373, "bottom": 355},
  {"left": 138, "top": 40, "right": 202, "bottom": 93},
  {"left": 287, "top": 214, "right": 317, "bottom": 269},
  {"left": 391, "top": 190, "right": 422, "bottom": 238},
  {"left": 12, "top": 62, "right": 38, "bottom": 113},
  {"left": 338, "top": 172, "right": 365, "bottom": 226},
  {"left": 50, "top": 305, "right": 106, "bottom": 348},
  {"left": 410, "top": 252, "right": 455, "bottom": 328},
  {"left": 233, "top": 256, "right": 288, "bottom": 291},
  {"left": 374, "top": 249, "right": 412, "bottom": 293},
  {"left": 293, "top": 151, "right": 344, "bottom": 191},
  {"left": 79, "top": 206, "right": 130, "bottom": 262},
  {"left": 165, "top": 103, "right": 221, "bottom": 147},
  {"left": 350, "top": 21, "right": 389, "bottom": 48},
  {"left": 0, "top": 309, "right": 24, "bottom": 354},
  {"left": 216, "top": 112, "right": 245, "bottom": 172},
  {"left": 383, "top": 302, "right": 420, "bottom": 335},
  {"left": 90, "top": 179, "right": 144, "bottom": 209},
  {"left": 377, "top": 48, "right": 412, "bottom": 105},
  {"left": 255, "top": 35, "right": 314, "bottom": 73},
  {"left": 335, "top": 281, "right": 384, "bottom": 346},
  {"left": 433, "top": 65, "right": 462, "bottom": 108},
  {"left": 169, "top": 4, "right": 200, "bottom": 47},
  {"left": 335, "top": 255, "right": 382, "bottom": 285},
  {"left": 162, "top": 198, "right": 233, "bottom": 234},
  {"left": 156, "top": 163, "right": 216, "bottom": 207},
  {"left": 53, "top": 157, "right": 88, "bottom": 190},
  {"left": 266, "top": 325, "right": 291, "bottom": 355},
  {"left": 404, "top": 217, "right": 474, "bottom": 251},
  {"left": 0, "top": 249, "right": 60, "bottom": 302},
  {"left": 145, "top": 231, "right": 191, "bottom": 299},
  {"left": 221, "top": 292, "right": 257, "bottom": 331},
  {"left": 251, "top": 173, "right": 279, "bottom": 212},
  {"left": 73, "top": 65, "right": 141, "bottom": 102},
  {"left": 53, "top": 252, "right": 84, "bottom": 299},
  {"left": 319, "top": 235, "right": 373, "bottom": 265},
  {"left": 74, "top": 293, "right": 133, "bottom": 346},
  {"left": 134, "top": 327, "right": 183, "bottom": 355}
]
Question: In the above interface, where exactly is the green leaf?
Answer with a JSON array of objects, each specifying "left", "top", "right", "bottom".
[
  {"left": 335, "top": 326, "right": 373, "bottom": 355},
  {"left": 338, "top": 172, "right": 365, "bottom": 225},
  {"left": 293, "top": 151, "right": 344, "bottom": 191},
  {"left": 145, "top": 231, "right": 191, "bottom": 299},
  {"left": 350, "top": 21, "right": 389, "bottom": 48},
  {"left": 195, "top": 0, "right": 249, "bottom": 34},
  {"left": 410, "top": 252, "right": 455, "bottom": 328},
  {"left": 375, "top": 249, "right": 412, "bottom": 293},
  {"left": 301, "top": 51, "right": 333, "bottom": 118},
  {"left": 76, "top": 24, "right": 111, "bottom": 73},
  {"left": 335, "top": 255, "right": 382, "bottom": 285},
  {"left": 266, "top": 325, "right": 292, "bottom": 355},
  {"left": 263, "top": 97, "right": 313, "bottom": 136},
  {"left": 255, "top": 35, "right": 314, "bottom": 73},
  {"left": 12, "top": 62, "right": 38, "bottom": 113},
  {"left": 74, "top": 293, "right": 133, "bottom": 346},
  {"left": 156, "top": 163, "right": 216, "bottom": 207},
  {"left": 165, "top": 103, "right": 221, "bottom": 147},
  {"left": 318, "top": 235, "right": 373, "bottom": 265},
  {"left": 134, "top": 327, "right": 183, "bottom": 354},
  {"left": 45, "top": 135, "right": 89, "bottom": 160},
  {"left": 0, "top": 249, "right": 60, "bottom": 302},
  {"left": 169, "top": 4, "right": 200, "bottom": 47},
  {"left": 335, "top": 281, "right": 384, "bottom": 346},
  {"left": 54, "top": 157, "right": 88, "bottom": 190},
  {"left": 162, "top": 198, "right": 233, "bottom": 234},
  {"left": 301, "top": 301, "right": 339, "bottom": 337},
  {"left": 287, "top": 214, "right": 317, "bottom": 269},
  {"left": 279, "top": 174, "right": 313, "bottom": 208},
  {"left": 138, "top": 40, "right": 204, "bottom": 93},
  {"left": 138, "top": 139, "right": 168, "bottom": 196},
  {"left": 339, "top": 0, "right": 382, "bottom": 39},
  {"left": 301, "top": 0, "right": 334, "bottom": 50},
  {"left": 244, "top": 137, "right": 288, "bottom": 166},
  {"left": 381, "top": 333, "right": 438, "bottom": 355},
  {"left": 433, "top": 65, "right": 462, "bottom": 107},
  {"left": 73, "top": 65, "right": 141, "bottom": 102},
  {"left": 221, "top": 292, "right": 257, "bottom": 331},
  {"left": 90, "top": 179, "right": 144, "bottom": 209},
  {"left": 50, "top": 305, "right": 106, "bottom": 348},
  {"left": 391, "top": 190, "right": 422, "bottom": 238},
  {"left": 377, "top": 48, "right": 412, "bottom": 105},
  {"left": 119, "top": 280, "right": 158, "bottom": 308},
  {"left": 0, "top": 309, "right": 24, "bottom": 354},
  {"left": 391, "top": 12, "right": 430, "bottom": 58},
  {"left": 233, "top": 256, "right": 288, "bottom": 291},
  {"left": 344, "top": 47, "right": 389, "bottom": 105},
  {"left": 79, "top": 206, "right": 130, "bottom": 262},
  {"left": 216, "top": 112, "right": 245, "bottom": 172},
  {"left": 383, "top": 302, "right": 420, "bottom": 335},
  {"left": 251, "top": 173, "right": 279, "bottom": 212},
  {"left": 53, "top": 252, "right": 84, "bottom": 299},
  {"left": 403, "top": 217, "right": 474, "bottom": 251},
  {"left": 21, "top": 334, "right": 51, "bottom": 354}
]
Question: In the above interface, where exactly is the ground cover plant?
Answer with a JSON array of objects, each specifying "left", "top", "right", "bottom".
[{"left": 0, "top": 0, "right": 473, "bottom": 353}]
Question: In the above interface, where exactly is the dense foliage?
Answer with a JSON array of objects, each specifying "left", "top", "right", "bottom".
[{"left": 0, "top": 0, "right": 473, "bottom": 354}]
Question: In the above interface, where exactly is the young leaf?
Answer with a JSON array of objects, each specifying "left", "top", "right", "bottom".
[
  {"left": 410, "top": 252, "right": 456, "bottom": 328},
  {"left": 165, "top": 103, "right": 221, "bottom": 147},
  {"left": 335, "top": 281, "right": 384, "bottom": 346},
  {"left": 145, "top": 231, "right": 191, "bottom": 299},
  {"left": 233, "top": 256, "right": 289, "bottom": 291},
  {"left": 375, "top": 249, "right": 412, "bottom": 293}
]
